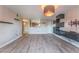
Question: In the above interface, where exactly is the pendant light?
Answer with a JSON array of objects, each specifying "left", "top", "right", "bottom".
[{"left": 44, "top": 5, "right": 55, "bottom": 16}]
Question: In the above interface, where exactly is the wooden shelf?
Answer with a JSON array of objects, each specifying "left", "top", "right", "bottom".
[{"left": 0, "top": 21, "right": 13, "bottom": 24}]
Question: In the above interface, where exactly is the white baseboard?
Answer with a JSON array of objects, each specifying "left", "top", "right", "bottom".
[{"left": 0, "top": 35, "right": 22, "bottom": 48}]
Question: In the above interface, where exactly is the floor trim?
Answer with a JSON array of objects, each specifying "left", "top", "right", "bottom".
[{"left": 0, "top": 35, "right": 22, "bottom": 48}]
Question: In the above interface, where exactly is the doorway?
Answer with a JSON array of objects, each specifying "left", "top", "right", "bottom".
[{"left": 22, "top": 19, "right": 30, "bottom": 35}]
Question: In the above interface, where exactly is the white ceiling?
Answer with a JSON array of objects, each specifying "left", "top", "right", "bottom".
[
  {"left": 6, "top": 5, "right": 43, "bottom": 19},
  {"left": 5, "top": 5, "right": 75, "bottom": 20}
]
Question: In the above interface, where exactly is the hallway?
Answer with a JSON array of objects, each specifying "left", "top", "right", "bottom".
[{"left": 0, "top": 34, "right": 79, "bottom": 53}]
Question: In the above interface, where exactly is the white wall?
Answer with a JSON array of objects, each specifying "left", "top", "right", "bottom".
[
  {"left": 28, "top": 26, "right": 53, "bottom": 34},
  {"left": 0, "top": 6, "right": 22, "bottom": 48},
  {"left": 64, "top": 6, "right": 79, "bottom": 33}
]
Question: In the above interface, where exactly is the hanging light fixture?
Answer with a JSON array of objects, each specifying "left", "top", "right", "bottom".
[{"left": 43, "top": 5, "right": 55, "bottom": 16}]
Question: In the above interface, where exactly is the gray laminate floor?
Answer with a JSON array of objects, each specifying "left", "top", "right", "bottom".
[{"left": 0, "top": 34, "right": 79, "bottom": 53}]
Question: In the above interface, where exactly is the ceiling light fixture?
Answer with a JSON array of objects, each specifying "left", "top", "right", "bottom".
[
  {"left": 41, "top": 5, "right": 58, "bottom": 10},
  {"left": 43, "top": 5, "right": 55, "bottom": 16}
]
